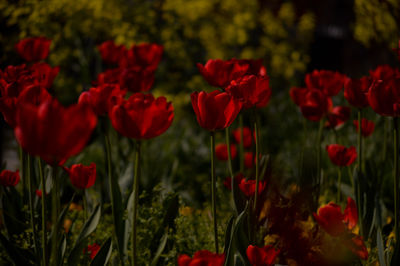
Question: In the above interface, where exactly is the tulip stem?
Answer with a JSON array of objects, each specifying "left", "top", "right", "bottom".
[
  {"left": 337, "top": 167, "right": 342, "bottom": 203},
  {"left": 226, "top": 127, "right": 237, "bottom": 215},
  {"left": 394, "top": 117, "right": 399, "bottom": 242},
  {"left": 253, "top": 117, "right": 260, "bottom": 213},
  {"left": 38, "top": 159, "right": 48, "bottom": 266},
  {"left": 104, "top": 134, "right": 123, "bottom": 264},
  {"left": 132, "top": 141, "right": 141, "bottom": 266},
  {"left": 27, "top": 155, "right": 39, "bottom": 262},
  {"left": 239, "top": 115, "right": 245, "bottom": 173},
  {"left": 50, "top": 165, "right": 59, "bottom": 265},
  {"left": 18, "top": 146, "right": 26, "bottom": 201},
  {"left": 83, "top": 191, "right": 88, "bottom": 222},
  {"left": 357, "top": 110, "right": 364, "bottom": 237},
  {"left": 315, "top": 119, "right": 324, "bottom": 206},
  {"left": 210, "top": 132, "right": 219, "bottom": 254}
]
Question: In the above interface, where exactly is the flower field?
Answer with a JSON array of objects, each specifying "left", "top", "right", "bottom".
[{"left": 0, "top": 1, "right": 400, "bottom": 265}]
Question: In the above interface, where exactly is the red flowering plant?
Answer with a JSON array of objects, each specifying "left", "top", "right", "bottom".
[
  {"left": 15, "top": 37, "right": 51, "bottom": 62},
  {"left": 325, "top": 106, "right": 351, "bottom": 129},
  {"left": 0, "top": 170, "right": 20, "bottom": 187},
  {"left": 313, "top": 198, "right": 368, "bottom": 260},
  {"left": 215, "top": 143, "right": 237, "bottom": 161},
  {"left": 353, "top": 118, "right": 375, "bottom": 137},
  {"left": 246, "top": 245, "right": 280, "bottom": 266},
  {"left": 178, "top": 250, "right": 225, "bottom": 266}
]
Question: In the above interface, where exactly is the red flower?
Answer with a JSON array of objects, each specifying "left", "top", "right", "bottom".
[
  {"left": 232, "top": 127, "right": 253, "bottom": 148},
  {"left": 15, "top": 37, "right": 51, "bottom": 62},
  {"left": 245, "top": 152, "right": 255, "bottom": 169},
  {"left": 325, "top": 106, "right": 351, "bottom": 129},
  {"left": 215, "top": 143, "right": 237, "bottom": 161},
  {"left": 292, "top": 88, "right": 332, "bottom": 122},
  {"left": 369, "top": 65, "right": 400, "bottom": 81},
  {"left": 344, "top": 76, "right": 372, "bottom": 108},
  {"left": 119, "top": 67, "right": 155, "bottom": 92},
  {"left": 14, "top": 98, "right": 97, "bottom": 165},
  {"left": 353, "top": 119, "right": 375, "bottom": 137},
  {"left": 121, "top": 43, "right": 163, "bottom": 71},
  {"left": 246, "top": 245, "right": 280, "bottom": 266},
  {"left": 235, "top": 59, "right": 267, "bottom": 76},
  {"left": 368, "top": 78, "right": 400, "bottom": 117},
  {"left": 197, "top": 59, "right": 249, "bottom": 88},
  {"left": 313, "top": 197, "right": 358, "bottom": 237},
  {"left": 178, "top": 250, "right": 225, "bottom": 266},
  {"left": 226, "top": 75, "right": 271, "bottom": 109},
  {"left": 65, "top": 163, "right": 96, "bottom": 190},
  {"left": 326, "top": 144, "right": 357, "bottom": 167},
  {"left": 0, "top": 170, "right": 20, "bottom": 187},
  {"left": 0, "top": 85, "right": 51, "bottom": 128},
  {"left": 97, "top": 40, "right": 126, "bottom": 65},
  {"left": 191, "top": 90, "right": 242, "bottom": 131},
  {"left": 223, "top": 174, "right": 244, "bottom": 190},
  {"left": 109, "top": 93, "right": 174, "bottom": 139},
  {"left": 29, "top": 62, "right": 60, "bottom": 89},
  {"left": 305, "top": 70, "right": 345, "bottom": 97},
  {"left": 85, "top": 243, "right": 101, "bottom": 259},
  {"left": 343, "top": 235, "right": 369, "bottom": 260},
  {"left": 238, "top": 178, "right": 266, "bottom": 197},
  {"left": 78, "top": 84, "right": 126, "bottom": 116}
]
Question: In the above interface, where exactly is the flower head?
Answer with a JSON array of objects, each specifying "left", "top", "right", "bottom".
[
  {"left": 0, "top": 170, "right": 20, "bottom": 187},
  {"left": 353, "top": 118, "right": 375, "bottom": 137},
  {"left": 65, "top": 163, "right": 96, "bottom": 190},
  {"left": 246, "top": 245, "right": 280, "bottom": 266},
  {"left": 178, "top": 250, "right": 225, "bottom": 266},
  {"left": 15, "top": 37, "right": 51, "bottom": 62},
  {"left": 215, "top": 143, "right": 237, "bottom": 161},
  {"left": 326, "top": 144, "right": 357, "bottom": 167}
]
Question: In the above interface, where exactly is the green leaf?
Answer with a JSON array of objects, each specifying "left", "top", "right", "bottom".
[
  {"left": 58, "top": 234, "right": 67, "bottom": 266},
  {"left": 377, "top": 229, "right": 387, "bottom": 266},
  {"left": 150, "top": 233, "right": 168, "bottom": 266},
  {"left": 67, "top": 204, "right": 101, "bottom": 265},
  {"left": 90, "top": 237, "right": 113, "bottom": 266},
  {"left": 223, "top": 216, "right": 234, "bottom": 255},
  {"left": 233, "top": 175, "right": 245, "bottom": 215}
]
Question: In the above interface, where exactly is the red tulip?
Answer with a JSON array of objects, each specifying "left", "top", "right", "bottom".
[
  {"left": 29, "top": 62, "right": 60, "bottom": 89},
  {"left": 121, "top": 43, "right": 163, "bottom": 71},
  {"left": 297, "top": 89, "right": 333, "bottom": 122},
  {"left": 65, "top": 163, "right": 96, "bottom": 190},
  {"left": 191, "top": 90, "right": 242, "bottom": 131},
  {"left": 368, "top": 78, "right": 400, "bottom": 117},
  {"left": 246, "top": 245, "right": 280, "bottom": 266},
  {"left": 344, "top": 76, "right": 372, "bottom": 108},
  {"left": 313, "top": 197, "right": 358, "bottom": 237},
  {"left": 343, "top": 235, "right": 368, "bottom": 260},
  {"left": 369, "top": 65, "right": 400, "bottom": 81},
  {"left": 245, "top": 152, "right": 254, "bottom": 169},
  {"left": 223, "top": 174, "right": 243, "bottom": 190},
  {"left": 238, "top": 178, "right": 266, "bottom": 197},
  {"left": 197, "top": 59, "right": 249, "bottom": 88},
  {"left": 109, "top": 93, "right": 174, "bottom": 139},
  {"left": 14, "top": 98, "right": 97, "bottom": 165},
  {"left": 0, "top": 85, "right": 51, "bottom": 128},
  {"left": 215, "top": 143, "right": 237, "bottom": 161},
  {"left": 97, "top": 40, "right": 126, "bottom": 65},
  {"left": 0, "top": 170, "right": 20, "bottom": 187},
  {"left": 78, "top": 84, "right": 126, "bottom": 116},
  {"left": 226, "top": 75, "right": 271, "bottom": 109},
  {"left": 232, "top": 127, "right": 253, "bottom": 148},
  {"left": 326, "top": 144, "right": 357, "bottom": 167},
  {"left": 305, "top": 70, "right": 345, "bottom": 97},
  {"left": 85, "top": 243, "right": 101, "bottom": 259},
  {"left": 235, "top": 59, "right": 267, "bottom": 76},
  {"left": 15, "top": 37, "right": 51, "bottom": 62},
  {"left": 353, "top": 118, "right": 375, "bottom": 137},
  {"left": 119, "top": 67, "right": 155, "bottom": 92},
  {"left": 178, "top": 250, "right": 225, "bottom": 266},
  {"left": 289, "top": 87, "right": 308, "bottom": 106},
  {"left": 325, "top": 106, "right": 351, "bottom": 129}
]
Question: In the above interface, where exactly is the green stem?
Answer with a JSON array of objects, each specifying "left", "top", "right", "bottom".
[
  {"left": 253, "top": 117, "right": 260, "bottom": 213},
  {"left": 132, "top": 141, "right": 141, "bottom": 266},
  {"left": 18, "top": 146, "right": 26, "bottom": 200},
  {"left": 50, "top": 165, "right": 59, "bottom": 265},
  {"left": 226, "top": 127, "right": 234, "bottom": 178},
  {"left": 38, "top": 159, "right": 48, "bottom": 266},
  {"left": 239, "top": 115, "right": 244, "bottom": 173},
  {"left": 104, "top": 134, "right": 123, "bottom": 264},
  {"left": 210, "top": 132, "right": 219, "bottom": 253},
  {"left": 357, "top": 110, "right": 364, "bottom": 237},
  {"left": 83, "top": 191, "right": 88, "bottom": 222},
  {"left": 394, "top": 117, "right": 399, "bottom": 241},
  {"left": 337, "top": 168, "right": 342, "bottom": 203},
  {"left": 314, "top": 119, "right": 324, "bottom": 209},
  {"left": 27, "top": 155, "right": 39, "bottom": 262}
]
